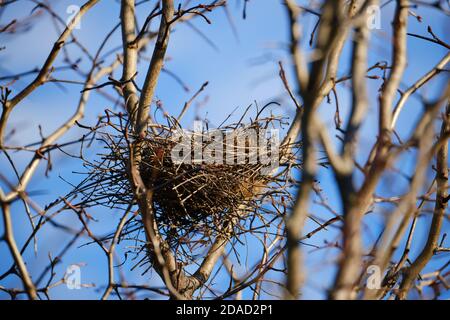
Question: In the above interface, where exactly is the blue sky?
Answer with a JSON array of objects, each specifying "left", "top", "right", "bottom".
[{"left": 0, "top": 0, "right": 449, "bottom": 299}]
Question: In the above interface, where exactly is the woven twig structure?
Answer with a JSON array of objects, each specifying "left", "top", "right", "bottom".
[{"left": 68, "top": 110, "right": 301, "bottom": 263}]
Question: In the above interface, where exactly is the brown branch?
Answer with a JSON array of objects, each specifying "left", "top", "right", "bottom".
[
  {"left": 284, "top": 0, "right": 352, "bottom": 299},
  {"left": 176, "top": 81, "right": 209, "bottom": 123},
  {"left": 136, "top": 0, "right": 174, "bottom": 136},
  {"left": 363, "top": 85, "right": 450, "bottom": 299},
  {"left": 379, "top": 0, "right": 409, "bottom": 138},
  {"left": 0, "top": 0, "right": 100, "bottom": 146},
  {"left": 329, "top": 1, "right": 373, "bottom": 299},
  {"left": 0, "top": 199, "right": 38, "bottom": 299},
  {"left": 284, "top": 0, "right": 309, "bottom": 94},
  {"left": 391, "top": 52, "right": 450, "bottom": 130},
  {"left": 120, "top": 0, "right": 139, "bottom": 122},
  {"left": 397, "top": 103, "right": 449, "bottom": 299},
  {"left": 102, "top": 206, "right": 133, "bottom": 300}
]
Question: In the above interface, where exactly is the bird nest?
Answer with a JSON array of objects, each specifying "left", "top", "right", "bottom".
[
  {"left": 67, "top": 110, "right": 300, "bottom": 254},
  {"left": 140, "top": 140, "right": 265, "bottom": 229}
]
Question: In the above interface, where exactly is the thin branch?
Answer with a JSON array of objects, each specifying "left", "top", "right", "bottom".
[{"left": 136, "top": 0, "right": 174, "bottom": 136}]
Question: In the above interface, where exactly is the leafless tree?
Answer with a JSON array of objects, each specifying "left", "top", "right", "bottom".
[{"left": 0, "top": 0, "right": 448, "bottom": 300}]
